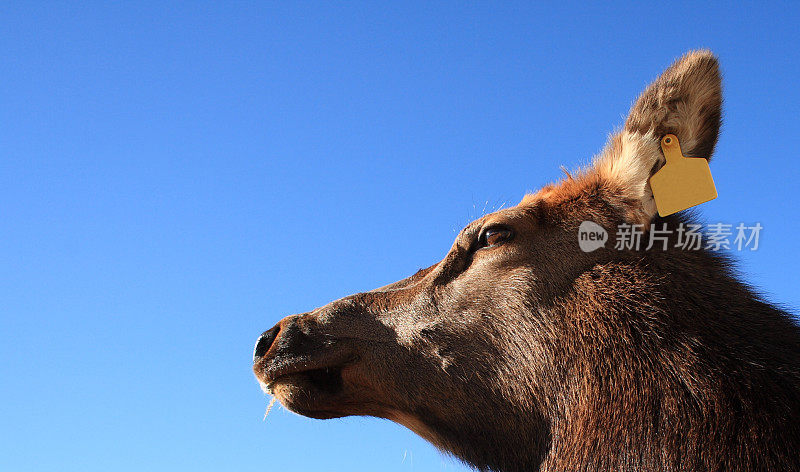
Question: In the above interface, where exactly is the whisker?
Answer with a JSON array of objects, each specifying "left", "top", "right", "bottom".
[{"left": 263, "top": 396, "right": 277, "bottom": 421}]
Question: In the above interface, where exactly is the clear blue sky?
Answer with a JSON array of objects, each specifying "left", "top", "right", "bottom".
[{"left": 2, "top": 2, "right": 798, "bottom": 471}]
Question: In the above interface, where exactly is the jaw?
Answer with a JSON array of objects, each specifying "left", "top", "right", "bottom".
[
  {"left": 266, "top": 367, "right": 348, "bottom": 419},
  {"left": 253, "top": 339, "right": 360, "bottom": 416},
  {"left": 256, "top": 358, "right": 387, "bottom": 420}
]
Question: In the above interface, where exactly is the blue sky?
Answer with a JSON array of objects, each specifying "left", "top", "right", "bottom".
[{"left": 2, "top": 2, "right": 798, "bottom": 471}]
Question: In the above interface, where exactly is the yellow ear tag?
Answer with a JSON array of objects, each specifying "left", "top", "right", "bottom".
[{"left": 649, "top": 134, "right": 717, "bottom": 217}]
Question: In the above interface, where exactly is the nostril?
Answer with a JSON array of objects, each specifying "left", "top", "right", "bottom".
[{"left": 253, "top": 326, "right": 280, "bottom": 362}]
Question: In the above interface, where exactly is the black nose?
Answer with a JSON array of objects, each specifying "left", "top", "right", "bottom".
[{"left": 253, "top": 325, "right": 280, "bottom": 362}]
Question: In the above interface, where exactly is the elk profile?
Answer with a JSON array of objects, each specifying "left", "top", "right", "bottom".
[{"left": 253, "top": 51, "right": 800, "bottom": 472}]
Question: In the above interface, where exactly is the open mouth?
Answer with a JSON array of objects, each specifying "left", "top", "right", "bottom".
[
  {"left": 255, "top": 352, "right": 356, "bottom": 419},
  {"left": 266, "top": 365, "right": 344, "bottom": 395}
]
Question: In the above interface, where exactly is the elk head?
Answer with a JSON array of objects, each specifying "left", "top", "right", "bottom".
[{"left": 253, "top": 50, "right": 725, "bottom": 472}]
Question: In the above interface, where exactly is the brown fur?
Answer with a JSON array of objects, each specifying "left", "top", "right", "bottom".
[{"left": 253, "top": 51, "right": 800, "bottom": 472}]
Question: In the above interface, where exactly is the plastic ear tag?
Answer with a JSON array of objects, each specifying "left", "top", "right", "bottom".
[{"left": 649, "top": 134, "right": 717, "bottom": 217}]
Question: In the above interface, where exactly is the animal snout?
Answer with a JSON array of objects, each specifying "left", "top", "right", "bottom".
[
  {"left": 253, "top": 324, "right": 281, "bottom": 362},
  {"left": 253, "top": 314, "right": 307, "bottom": 363}
]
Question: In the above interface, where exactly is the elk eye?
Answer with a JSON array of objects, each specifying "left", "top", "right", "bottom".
[{"left": 479, "top": 226, "right": 514, "bottom": 249}]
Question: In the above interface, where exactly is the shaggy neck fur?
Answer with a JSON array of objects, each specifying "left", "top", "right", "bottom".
[{"left": 430, "top": 218, "right": 800, "bottom": 472}]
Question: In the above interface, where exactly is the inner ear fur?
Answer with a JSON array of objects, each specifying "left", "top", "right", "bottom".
[{"left": 592, "top": 50, "right": 722, "bottom": 225}]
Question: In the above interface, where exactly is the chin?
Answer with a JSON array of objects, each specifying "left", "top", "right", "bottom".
[{"left": 268, "top": 370, "right": 352, "bottom": 420}]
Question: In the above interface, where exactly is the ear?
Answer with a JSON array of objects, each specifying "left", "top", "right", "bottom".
[{"left": 593, "top": 50, "right": 722, "bottom": 224}]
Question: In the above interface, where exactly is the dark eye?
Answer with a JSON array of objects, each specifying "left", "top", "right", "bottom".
[{"left": 479, "top": 226, "right": 514, "bottom": 249}]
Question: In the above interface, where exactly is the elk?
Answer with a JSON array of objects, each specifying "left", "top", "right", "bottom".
[{"left": 252, "top": 51, "right": 800, "bottom": 472}]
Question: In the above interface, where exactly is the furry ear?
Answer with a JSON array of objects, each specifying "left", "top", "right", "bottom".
[{"left": 593, "top": 50, "right": 722, "bottom": 224}]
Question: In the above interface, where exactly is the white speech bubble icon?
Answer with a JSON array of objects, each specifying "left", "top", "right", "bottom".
[{"left": 578, "top": 221, "right": 608, "bottom": 252}]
